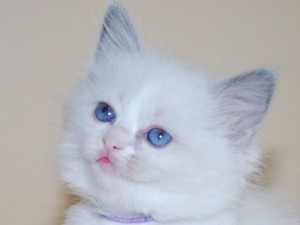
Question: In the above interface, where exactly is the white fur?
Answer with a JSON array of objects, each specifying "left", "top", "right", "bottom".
[{"left": 59, "top": 3, "right": 299, "bottom": 225}]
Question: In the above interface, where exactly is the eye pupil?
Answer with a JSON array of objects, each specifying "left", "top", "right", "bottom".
[
  {"left": 95, "top": 102, "right": 116, "bottom": 122},
  {"left": 146, "top": 128, "right": 172, "bottom": 148},
  {"left": 158, "top": 131, "right": 164, "bottom": 139},
  {"left": 102, "top": 106, "right": 108, "bottom": 113}
]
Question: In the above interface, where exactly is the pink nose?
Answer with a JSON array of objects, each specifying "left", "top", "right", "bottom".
[{"left": 103, "top": 126, "right": 130, "bottom": 151}]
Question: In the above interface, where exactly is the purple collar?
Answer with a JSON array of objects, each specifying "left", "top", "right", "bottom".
[{"left": 101, "top": 214, "right": 154, "bottom": 223}]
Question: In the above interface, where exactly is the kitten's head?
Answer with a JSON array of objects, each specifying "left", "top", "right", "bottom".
[{"left": 60, "top": 4, "right": 276, "bottom": 221}]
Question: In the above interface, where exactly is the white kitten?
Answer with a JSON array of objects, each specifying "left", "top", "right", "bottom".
[{"left": 59, "top": 3, "right": 299, "bottom": 225}]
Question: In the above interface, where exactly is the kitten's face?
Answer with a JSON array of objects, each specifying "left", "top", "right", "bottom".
[
  {"left": 60, "top": 4, "right": 275, "bottom": 221},
  {"left": 62, "top": 53, "right": 240, "bottom": 219},
  {"left": 66, "top": 53, "right": 216, "bottom": 183}
]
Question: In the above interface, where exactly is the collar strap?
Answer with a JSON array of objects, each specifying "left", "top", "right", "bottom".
[{"left": 101, "top": 214, "right": 154, "bottom": 223}]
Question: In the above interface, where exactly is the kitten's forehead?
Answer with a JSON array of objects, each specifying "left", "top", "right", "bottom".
[
  {"left": 88, "top": 53, "right": 212, "bottom": 128},
  {"left": 95, "top": 53, "right": 210, "bottom": 102}
]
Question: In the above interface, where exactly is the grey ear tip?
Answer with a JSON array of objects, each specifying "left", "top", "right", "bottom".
[
  {"left": 97, "top": 2, "right": 142, "bottom": 54},
  {"left": 106, "top": 1, "right": 127, "bottom": 16},
  {"left": 258, "top": 67, "right": 278, "bottom": 79},
  {"left": 104, "top": 2, "right": 133, "bottom": 30},
  {"left": 252, "top": 67, "right": 278, "bottom": 87}
]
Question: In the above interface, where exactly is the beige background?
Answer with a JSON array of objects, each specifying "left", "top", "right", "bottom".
[{"left": 1, "top": 1, "right": 299, "bottom": 225}]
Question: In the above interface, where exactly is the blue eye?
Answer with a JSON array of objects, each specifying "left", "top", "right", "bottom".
[
  {"left": 95, "top": 102, "right": 116, "bottom": 122},
  {"left": 146, "top": 128, "right": 172, "bottom": 148}
]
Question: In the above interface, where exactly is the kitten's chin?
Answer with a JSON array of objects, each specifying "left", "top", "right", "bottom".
[{"left": 94, "top": 158, "right": 152, "bottom": 184}]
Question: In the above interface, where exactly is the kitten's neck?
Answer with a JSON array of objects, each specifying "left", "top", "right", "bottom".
[{"left": 86, "top": 201, "right": 237, "bottom": 225}]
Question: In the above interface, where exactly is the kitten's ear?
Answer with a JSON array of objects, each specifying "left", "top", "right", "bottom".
[
  {"left": 96, "top": 3, "right": 143, "bottom": 56},
  {"left": 214, "top": 68, "right": 277, "bottom": 144}
]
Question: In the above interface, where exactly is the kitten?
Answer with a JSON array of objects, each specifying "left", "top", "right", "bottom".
[{"left": 59, "top": 3, "right": 299, "bottom": 225}]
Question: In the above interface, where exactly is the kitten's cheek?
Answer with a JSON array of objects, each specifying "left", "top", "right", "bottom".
[{"left": 83, "top": 148, "right": 101, "bottom": 163}]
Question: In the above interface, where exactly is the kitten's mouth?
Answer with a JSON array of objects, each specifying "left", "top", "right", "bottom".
[
  {"left": 96, "top": 155, "right": 115, "bottom": 172},
  {"left": 98, "top": 156, "right": 112, "bottom": 164}
]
